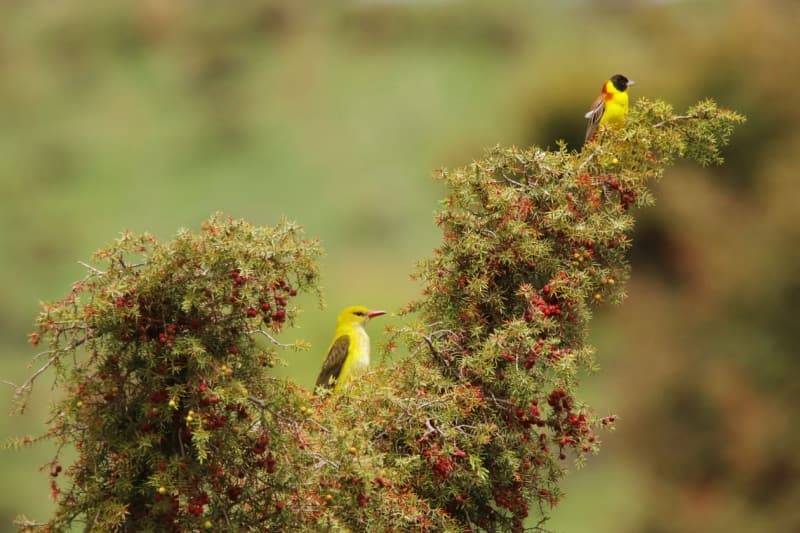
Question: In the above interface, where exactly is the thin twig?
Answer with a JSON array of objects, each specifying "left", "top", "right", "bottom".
[
  {"left": 309, "top": 451, "right": 339, "bottom": 470},
  {"left": 77, "top": 261, "right": 104, "bottom": 275},
  {"left": 424, "top": 418, "right": 444, "bottom": 439},
  {"left": 248, "top": 395, "right": 266, "bottom": 409},
  {"left": 12, "top": 338, "right": 87, "bottom": 406},
  {"left": 422, "top": 335, "right": 450, "bottom": 367},
  {"left": 654, "top": 114, "right": 694, "bottom": 128},
  {"left": 178, "top": 425, "right": 186, "bottom": 457},
  {"left": 252, "top": 329, "right": 293, "bottom": 348},
  {"left": 305, "top": 416, "right": 331, "bottom": 434},
  {"left": 577, "top": 148, "right": 599, "bottom": 172},
  {"left": 502, "top": 176, "right": 529, "bottom": 189}
]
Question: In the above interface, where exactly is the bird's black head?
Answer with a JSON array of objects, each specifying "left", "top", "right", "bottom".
[{"left": 610, "top": 74, "right": 633, "bottom": 92}]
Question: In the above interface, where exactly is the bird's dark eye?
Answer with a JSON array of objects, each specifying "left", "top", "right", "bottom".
[{"left": 353, "top": 311, "right": 365, "bottom": 317}]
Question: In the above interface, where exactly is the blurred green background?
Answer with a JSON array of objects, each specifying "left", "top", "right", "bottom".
[{"left": 2, "top": 1, "right": 798, "bottom": 531}]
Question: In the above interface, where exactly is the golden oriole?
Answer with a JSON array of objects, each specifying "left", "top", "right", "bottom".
[{"left": 314, "top": 305, "right": 385, "bottom": 392}]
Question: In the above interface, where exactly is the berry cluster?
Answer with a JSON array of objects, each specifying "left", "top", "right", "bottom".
[
  {"left": 604, "top": 175, "right": 637, "bottom": 210},
  {"left": 420, "top": 443, "right": 462, "bottom": 480},
  {"left": 187, "top": 492, "right": 209, "bottom": 516},
  {"left": 230, "top": 268, "right": 295, "bottom": 326},
  {"left": 524, "top": 286, "right": 562, "bottom": 320}
]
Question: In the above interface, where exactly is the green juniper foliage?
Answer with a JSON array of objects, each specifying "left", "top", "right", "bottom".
[
  {"left": 12, "top": 99, "right": 742, "bottom": 531},
  {"left": 14, "top": 216, "right": 324, "bottom": 531}
]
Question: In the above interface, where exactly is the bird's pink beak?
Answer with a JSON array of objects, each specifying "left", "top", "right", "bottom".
[{"left": 367, "top": 310, "right": 386, "bottom": 320}]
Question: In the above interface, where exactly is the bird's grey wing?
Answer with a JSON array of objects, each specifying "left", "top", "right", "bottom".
[
  {"left": 584, "top": 96, "right": 605, "bottom": 143},
  {"left": 314, "top": 335, "right": 350, "bottom": 391}
]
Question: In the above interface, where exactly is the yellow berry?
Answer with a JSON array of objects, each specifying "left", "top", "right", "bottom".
[
  {"left": 325, "top": 494, "right": 333, "bottom": 502},
  {"left": 168, "top": 399, "right": 177, "bottom": 408},
  {"left": 607, "top": 278, "right": 615, "bottom": 285},
  {"left": 348, "top": 446, "right": 358, "bottom": 455},
  {"left": 185, "top": 415, "right": 194, "bottom": 423},
  {"left": 158, "top": 486, "right": 167, "bottom": 495},
  {"left": 76, "top": 400, "right": 84, "bottom": 408},
  {"left": 612, "top": 157, "right": 619, "bottom": 164},
  {"left": 594, "top": 293, "right": 603, "bottom": 301},
  {"left": 204, "top": 520, "right": 212, "bottom": 529}
]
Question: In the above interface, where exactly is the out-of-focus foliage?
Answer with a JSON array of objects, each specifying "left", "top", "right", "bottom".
[
  {"left": 597, "top": 4, "right": 800, "bottom": 532},
  {"left": 0, "top": 0, "right": 796, "bottom": 531}
]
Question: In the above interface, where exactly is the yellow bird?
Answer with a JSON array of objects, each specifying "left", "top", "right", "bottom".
[
  {"left": 314, "top": 305, "right": 386, "bottom": 393},
  {"left": 584, "top": 74, "right": 635, "bottom": 144}
]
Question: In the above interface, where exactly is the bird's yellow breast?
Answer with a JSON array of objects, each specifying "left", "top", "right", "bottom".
[
  {"left": 600, "top": 81, "right": 629, "bottom": 126},
  {"left": 334, "top": 324, "right": 370, "bottom": 391}
]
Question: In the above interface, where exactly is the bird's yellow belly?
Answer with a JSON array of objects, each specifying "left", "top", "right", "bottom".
[
  {"left": 335, "top": 327, "right": 370, "bottom": 390},
  {"left": 600, "top": 98, "right": 628, "bottom": 126}
]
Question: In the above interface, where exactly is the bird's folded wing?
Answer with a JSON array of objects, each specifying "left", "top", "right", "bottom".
[
  {"left": 315, "top": 335, "right": 350, "bottom": 390},
  {"left": 584, "top": 96, "right": 605, "bottom": 143}
]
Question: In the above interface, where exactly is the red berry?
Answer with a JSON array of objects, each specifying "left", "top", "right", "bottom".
[
  {"left": 373, "top": 476, "right": 391, "bottom": 488},
  {"left": 149, "top": 390, "right": 168, "bottom": 403},
  {"left": 246, "top": 307, "right": 258, "bottom": 318},
  {"left": 433, "top": 456, "right": 455, "bottom": 478},
  {"left": 226, "top": 486, "right": 242, "bottom": 502},
  {"left": 187, "top": 503, "right": 203, "bottom": 516}
]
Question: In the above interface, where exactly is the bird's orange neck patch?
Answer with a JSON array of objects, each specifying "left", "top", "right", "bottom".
[{"left": 602, "top": 81, "right": 613, "bottom": 100}]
